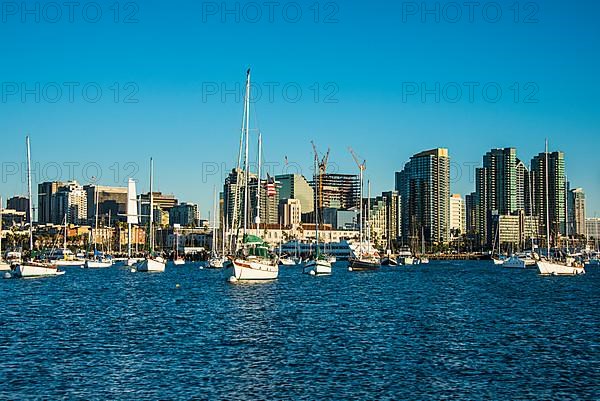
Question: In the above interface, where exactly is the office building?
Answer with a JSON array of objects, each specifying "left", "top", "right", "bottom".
[
  {"left": 85, "top": 185, "right": 129, "bottom": 225},
  {"left": 568, "top": 188, "right": 586, "bottom": 237},
  {"left": 38, "top": 181, "right": 63, "bottom": 224},
  {"left": 395, "top": 148, "right": 450, "bottom": 246},
  {"left": 449, "top": 194, "right": 465, "bottom": 239},
  {"left": 275, "top": 174, "right": 314, "bottom": 214},
  {"left": 169, "top": 202, "right": 200, "bottom": 227},
  {"left": 317, "top": 173, "right": 360, "bottom": 210},
  {"left": 531, "top": 150, "right": 566, "bottom": 237},
  {"left": 279, "top": 198, "right": 302, "bottom": 227},
  {"left": 6, "top": 196, "right": 30, "bottom": 222},
  {"left": 54, "top": 181, "right": 88, "bottom": 225}
]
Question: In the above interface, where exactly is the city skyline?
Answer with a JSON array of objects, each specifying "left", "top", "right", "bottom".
[{"left": 0, "top": 139, "right": 596, "bottom": 219}]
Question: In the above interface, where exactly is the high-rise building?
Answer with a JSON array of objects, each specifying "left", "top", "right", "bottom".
[
  {"left": 222, "top": 169, "right": 279, "bottom": 229},
  {"left": 322, "top": 207, "right": 358, "bottom": 230},
  {"left": 139, "top": 191, "right": 178, "bottom": 226},
  {"left": 568, "top": 188, "right": 586, "bottom": 237},
  {"left": 395, "top": 148, "right": 450, "bottom": 246},
  {"left": 54, "top": 182, "right": 88, "bottom": 225},
  {"left": 531, "top": 150, "right": 566, "bottom": 238},
  {"left": 85, "top": 185, "right": 129, "bottom": 225},
  {"left": 6, "top": 196, "right": 30, "bottom": 222},
  {"left": 449, "top": 194, "right": 465, "bottom": 238},
  {"left": 316, "top": 173, "right": 360, "bottom": 210},
  {"left": 381, "top": 191, "right": 401, "bottom": 244},
  {"left": 275, "top": 174, "right": 314, "bottom": 214},
  {"left": 586, "top": 218, "right": 600, "bottom": 242},
  {"left": 38, "top": 181, "right": 62, "bottom": 224},
  {"left": 278, "top": 198, "right": 302, "bottom": 227},
  {"left": 169, "top": 202, "right": 200, "bottom": 227},
  {"left": 473, "top": 148, "right": 532, "bottom": 248}
]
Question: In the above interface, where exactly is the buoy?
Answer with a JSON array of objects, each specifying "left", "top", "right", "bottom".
[
  {"left": 3, "top": 272, "right": 11, "bottom": 279},
  {"left": 228, "top": 276, "right": 237, "bottom": 283},
  {"left": 130, "top": 268, "right": 136, "bottom": 273},
  {"left": 199, "top": 266, "right": 204, "bottom": 270},
  {"left": 309, "top": 270, "right": 316, "bottom": 276},
  {"left": 175, "top": 283, "right": 181, "bottom": 289},
  {"left": 348, "top": 267, "right": 353, "bottom": 272}
]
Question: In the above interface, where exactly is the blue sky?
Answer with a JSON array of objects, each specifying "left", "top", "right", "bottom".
[{"left": 1, "top": 0, "right": 599, "bottom": 218}]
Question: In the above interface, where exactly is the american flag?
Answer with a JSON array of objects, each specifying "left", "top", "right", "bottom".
[{"left": 265, "top": 174, "right": 276, "bottom": 197}]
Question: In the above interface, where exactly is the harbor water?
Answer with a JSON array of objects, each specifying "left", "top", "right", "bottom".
[{"left": 1, "top": 261, "right": 599, "bottom": 400}]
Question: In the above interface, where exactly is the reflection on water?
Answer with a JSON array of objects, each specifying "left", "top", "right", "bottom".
[{"left": 1, "top": 261, "right": 598, "bottom": 399}]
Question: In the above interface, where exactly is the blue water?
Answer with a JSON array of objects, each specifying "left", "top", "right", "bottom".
[{"left": 1, "top": 261, "right": 599, "bottom": 400}]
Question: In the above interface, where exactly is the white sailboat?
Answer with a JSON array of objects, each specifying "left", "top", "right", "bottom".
[
  {"left": 224, "top": 69, "right": 278, "bottom": 282},
  {"left": 50, "top": 215, "right": 85, "bottom": 267},
  {"left": 207, "top": 186, "right": 227, "bottom": 268},
  {"left": 84, "top": 185, "right": 113, "bottom": 269},
  {"left": 12, "top": 136, "right": 65, "bottom": 278},
  {"left": 124, "top": 178, "right": 143, "bottom": 266},
  {"left": 0, "top": 196, "right": 11, "bottom": 271},
  {"left": 138, "top": 158, "right": 166, "bottom": 273},
  {"left": 348, "top": 151, "right": 380, "bottom": 271},
  {"left": 536, "top": 140, "right": 585, "bottom": 276},
  {"left": 303, "top": 141, "right": 332, "bottom": 276}
]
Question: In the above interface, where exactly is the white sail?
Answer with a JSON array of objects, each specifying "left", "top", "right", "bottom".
[{"left": 127, "top": 178, "right": 139, "bottom": 225}]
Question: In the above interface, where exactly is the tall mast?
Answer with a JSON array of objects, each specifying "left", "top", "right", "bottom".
[
  {"left": 63, "top": 214, "right": 67, "bottom": 250},
  {"left": 358, "top": 167, "right": 363, "bottom": 257},
  {"left": 94, "top": 184, "right": 99, "bottom": 253},
  {"left": 255, "top": 132, "right": 262, "bottom": 236},
  {"left": 545, "top": 139, "right": 551, "bottom": 260},
  {"left": 26, "top": 136, "right": 34, "bottom": 252},
  {"left": 314, "top": 149, "right": 319, "bottom": 257},
  {"left": 367, "top": 180, "right": 371, "bottom": 253},
  {"left": 149, "top": 158, "right": 154, "bottom": 254},
  {"left": 243, "top": 69, "right": 251, "bottom": 235},
  {"left": 212, "top": 185, "right": 217, "bottom": 255}
]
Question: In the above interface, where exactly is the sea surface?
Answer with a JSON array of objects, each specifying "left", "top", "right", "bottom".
[{"left": 0, "top": 261, "right": 598, "bottom": 400}]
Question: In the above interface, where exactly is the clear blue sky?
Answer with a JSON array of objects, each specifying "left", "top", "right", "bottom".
[{"left": 1, "top": 0, "right": 599, "bottom": 218}]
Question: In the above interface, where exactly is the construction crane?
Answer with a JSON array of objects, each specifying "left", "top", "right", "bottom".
[
  {"left": 348, "top": 147, "right": 367, "bottom": 252},
  {"left": 311, "top": 141, "right": 330, "bottom": 212}
]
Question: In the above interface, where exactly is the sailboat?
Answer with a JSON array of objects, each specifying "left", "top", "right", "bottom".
[
  {"left": 348, "top": 150, "right": 380, "bottom": 271},
  {"left": 0, "top": 196, "right": 11, "bottom": 271},
  {"left": 536, "top": 140, "right": 585, "bottom": 276},
  {"left": 12, "top": 136, "right": 65, "bottom": 278},
  {"left": 124, "top": 178, "right": 143, "bottom": 266},
  {"left": 173, "top": 225, "right": 185, "bottom": 265},
  {"left": 138, "top": 158, "right": 166, "bottom": 273},
  {"left": 224, "top": 69, "right": 278, "bottom": 282},
  {"left": 207, "top": 186, "right": 227, "bottom": 268},
  {"left": 303, "top": 141, "right": 332, "bottom": 276},
  {"left": 50, "top": 215, "right": 85, "bottom": 267},
  {"left": 84, "top": 185, "right": 113, "bottom": 268}
]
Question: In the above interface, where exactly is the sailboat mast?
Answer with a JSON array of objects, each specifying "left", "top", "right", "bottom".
[
  {"left": 367, "top": 180, "right": 371, "bottom": 253},
  {"left": 314, "top": 151, "right": 319, "bottom": 256},
  {"left": 212, "top": 186, "right": 217, "bottom": 255},
  {"left": 94, "top": 185, "right": 99, "bottom": 253},
  {"left": 26, "top": 136, "right": 34, "bottom": 252},
  {"left": 545, "top": 139, "right": 551, "bottom": 260},
  {"left": 358, "top": 167, "right": 363, "bottom": 257},
  {"left": 149, "top": 158, "right": 154, "bottom": 254},
  {"left": 255, "top": 132, "right": 262, "bottom": 236},
  {"left": 243, "top": 69, "right": 251, "bottom": 235},
  {"left": 63, "top": 214, "right": 67, "bottom": 250}
]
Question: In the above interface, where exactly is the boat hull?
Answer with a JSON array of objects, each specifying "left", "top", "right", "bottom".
[
  {"left": 224, "top": 259, "right": 278, "bottom": 281},
  {"left": 173, "top": 259, "right": 186, "bottom": 266},
  {"left": 381, "top": 257, "right": 398, "bottom": 266},
  {"left": 84, "top": 260, "right": 113, "bottom": 269},
  {"left": 303, "top": 259, "right": 332, "bottom": 275},
  {"left": 207, "top": 257, "right": 226, "bottom": 269},
  {"left": 0, "top": 262, "right": 11, "bottom": 271},
  {"left": 278, "top": 258, "right": 297, "bottom": 266},
  {"left": 399, "top": 257, "right": 414, "bottom": 266},
  {"left": 537, "top": 261, "right": 585, "bottom": 276},
  {"left": 13, "top": 263, "right": 65, "bottom": 278},
  {"left": 349, "top": 258, "right": 380, "bottom": 271},
  {"left": 137, "top": 257, "right": 166, "bottom": 272},
  {"left": 51, "top": 259, "right": 85, "bottom": 267}
]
